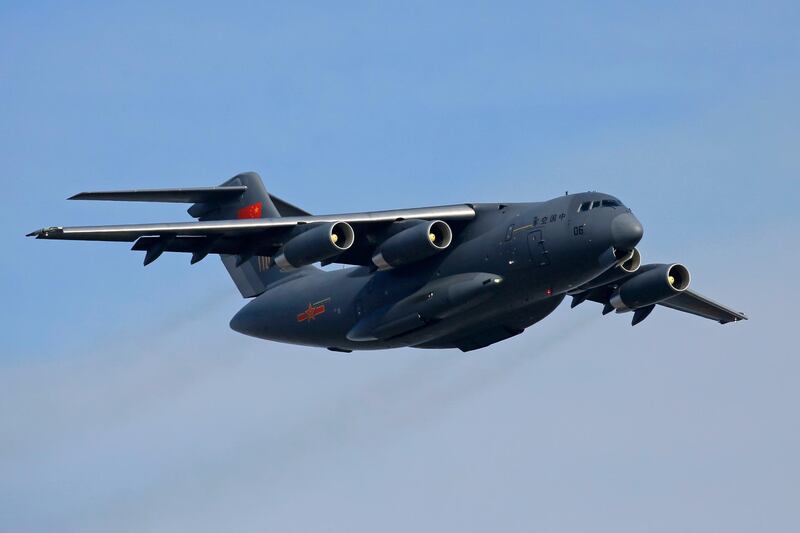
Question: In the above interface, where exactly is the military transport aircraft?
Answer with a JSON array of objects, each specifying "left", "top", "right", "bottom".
[{"left": 29, "top": 172, "right": 746, "bottom": 352}]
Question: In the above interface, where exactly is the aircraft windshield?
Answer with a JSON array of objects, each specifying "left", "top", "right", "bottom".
[{"left": 577, "top": 199, "right": 623, "bottom": 211}]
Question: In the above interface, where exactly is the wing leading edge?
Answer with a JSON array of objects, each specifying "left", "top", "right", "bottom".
[
  {"left": 658, "top": 289, "right": 747, "bottom": 324},
  {"left": 27, "top": 204, "right": 475, "bottom": 242},
  {"left": 28, "top": 204, "right": 476, "bottom": 266}
]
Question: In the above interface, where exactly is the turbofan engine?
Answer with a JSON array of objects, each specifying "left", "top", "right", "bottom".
[
  {"left": 609, "top": 263, "right": 690, "bottom": 311},
  {"left": 580, "top": 248, "right": 642, "bottom": 291},
  {"left": 617, "top": 247, "right": 642, "bottom": 273},
  {"left": 372, "top": 220, "right": 453, "bottom": 270},
  {"left": 274, "top": 222, "right": 355, "bottom": 270}
]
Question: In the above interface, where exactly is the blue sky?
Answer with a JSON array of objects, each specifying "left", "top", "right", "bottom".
[{"left": 1, "top": 1, "right": 799, "bottom": 531}]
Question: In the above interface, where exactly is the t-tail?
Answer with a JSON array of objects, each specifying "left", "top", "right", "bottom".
[{"left": 68, "top": 172, "right": 312, "bottom": 297}]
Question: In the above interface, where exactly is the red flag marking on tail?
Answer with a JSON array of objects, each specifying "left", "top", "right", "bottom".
[{"left": 237, "top": 202, "right": 263, "bottom": 219}]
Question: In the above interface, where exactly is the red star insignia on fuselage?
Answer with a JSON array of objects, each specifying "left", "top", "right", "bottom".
[{"left": 297, "top": 302, "right": 326, "bottom": 322}]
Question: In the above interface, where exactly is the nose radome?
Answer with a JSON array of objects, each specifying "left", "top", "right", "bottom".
[{"left": 611, "top": 212, "right": 644, "bottom": 250}]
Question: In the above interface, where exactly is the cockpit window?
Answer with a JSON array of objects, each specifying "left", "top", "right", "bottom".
[{"left": 579, "top": 199, "right": 623, "bottom": 212}]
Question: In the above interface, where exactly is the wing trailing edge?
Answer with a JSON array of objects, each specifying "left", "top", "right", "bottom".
[{"left": 27, "top": 204, "right": 476, "bottom": 267}]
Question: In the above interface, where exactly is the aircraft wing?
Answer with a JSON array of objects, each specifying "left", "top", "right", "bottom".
[
  {"left": 27, "top": 204, "right": 476, "bottom": 266},
  {"left": 657, "top": 290, "right": 747, "bottom": 323},
  {"left": 571, "top": 268, "right": 747, "bottom": 325}
]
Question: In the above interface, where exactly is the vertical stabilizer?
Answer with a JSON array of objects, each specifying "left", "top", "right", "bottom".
[
  {"left": 189, "top": 172, "right": 311, "bottom": 297},
  {"left": 188, "top": 171, "right": 281, "bottom": 221}
]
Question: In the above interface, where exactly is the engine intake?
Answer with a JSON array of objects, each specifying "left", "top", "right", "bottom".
[
  {"left": 577, "top": 248, "right": 642, "bottom": 292},
  {"left": 372, "top": 220, "right": 453, "bottom": 270},
  {"left": 610, "top": 263, "right": 690, "bottom": 311},
  {"left": 618, "top": 247, "right": 641, "bottom": 273},
  {"left": 274, "top": 222, "right": 354, "bottom": 270}
]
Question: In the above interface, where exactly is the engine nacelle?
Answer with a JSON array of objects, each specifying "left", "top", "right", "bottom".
[
  {"left": 609, "top": 263, "right": 691, "bottom": 311},
  {"left": 580, "top": 248, "right": 642, "bottom": 291},
  {"left": 372, "top": 220, "right": 453, "bottom": 270},
  {"left": 274, "top": 222, "right": 354, "bottom": 270},
  {"left": 618, "top": 247, "right": 642, "bottom": 273}
]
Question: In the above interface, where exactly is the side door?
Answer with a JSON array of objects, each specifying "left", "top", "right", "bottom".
[
  {"left": 502, "top": 222, "right": 523, "bottom": 268},
  {"left": 527, "top": 229, "right": 550, "bottom": 267}
]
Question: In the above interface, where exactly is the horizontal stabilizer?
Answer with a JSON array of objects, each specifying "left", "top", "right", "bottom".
[{"left": 69, "top": 186, "right": 248, "bottom": 204}]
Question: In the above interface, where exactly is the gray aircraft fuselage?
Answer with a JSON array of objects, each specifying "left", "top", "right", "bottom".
[{"left": 230, "top": 191, "right": 642, "bottom": 351}]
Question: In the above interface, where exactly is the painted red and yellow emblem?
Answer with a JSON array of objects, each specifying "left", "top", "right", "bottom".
[{"left": 297, "top": 298, "right": 331, "bottom": 322}]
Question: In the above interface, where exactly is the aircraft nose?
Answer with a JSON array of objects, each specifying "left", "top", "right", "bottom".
[{"left": 611, "top": 212, "right": 644, "bottom": 250}]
